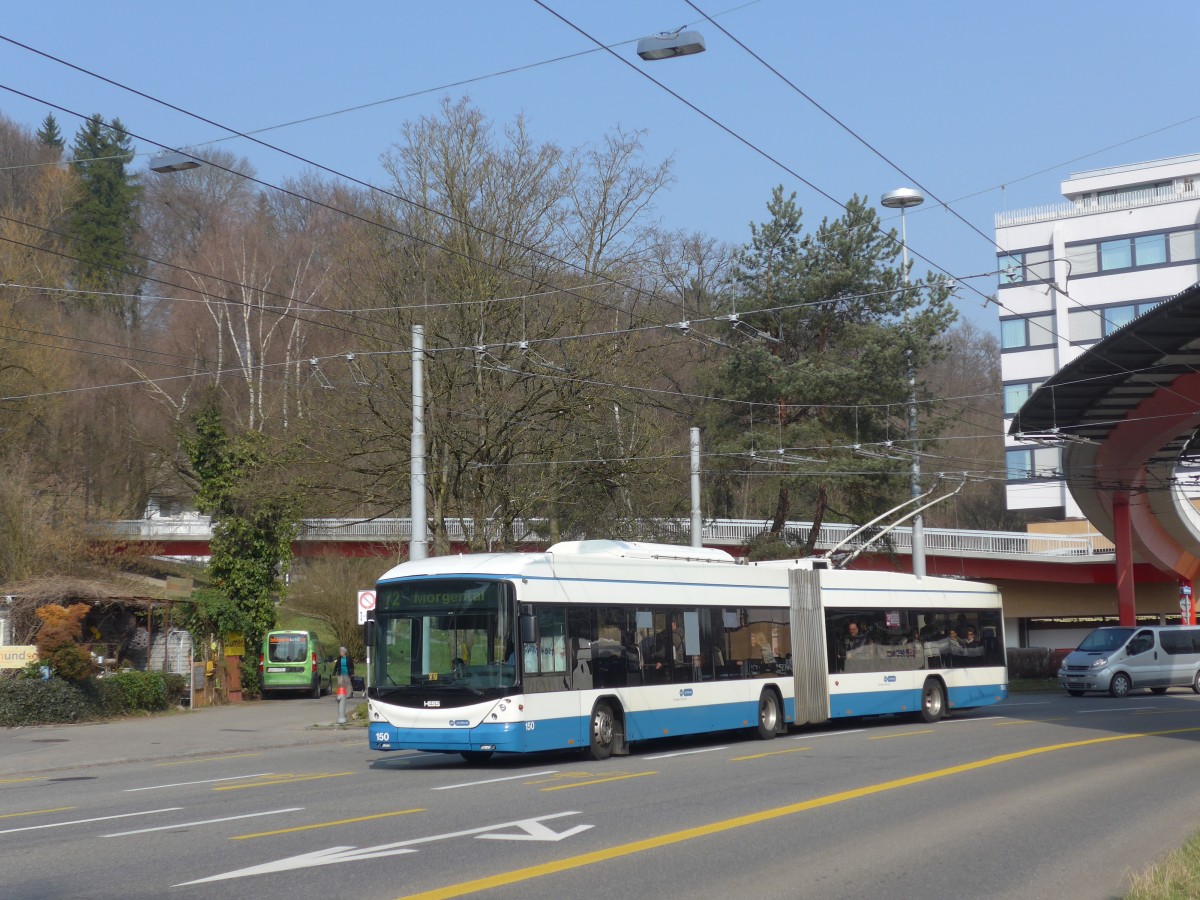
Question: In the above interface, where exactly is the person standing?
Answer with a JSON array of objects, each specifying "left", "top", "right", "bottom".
[{"left": 334, "top": 646, "right": 354, "bottom": 696}]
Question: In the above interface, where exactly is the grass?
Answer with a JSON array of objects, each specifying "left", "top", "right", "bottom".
[{"left": 1126, "top": 831, "right": 1200, "bottom": 899}]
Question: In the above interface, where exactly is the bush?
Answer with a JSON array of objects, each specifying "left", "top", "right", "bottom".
[
  {"left": 0, "top": 675, "right": 93, "bottom": 726},
  {"left": 0, "top": 670, "right": 179, "bottom": 725},
  {"left": 104, "top": 671, "right": 168, "bottom": 711}
]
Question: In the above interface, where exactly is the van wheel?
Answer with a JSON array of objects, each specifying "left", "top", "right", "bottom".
[
  {"left": 920, "top": 678, "right": 945, "bottom": 723},
  {"left": 588, "top": 702, "right": 616, "bottom": 761},
  {"left": 311, "top": 676, "right": 322, "bottom": 699},
  {"left": 1109, "top": 672, "right": 1133, "bottom": 698},
  {"left": 460, "top": 751, "right": 494, "bottom": 764},
  {"left": 756, "top": 690, "right": 780, "bottom": 739},
  {"left": 1193, "top": 670, "right": 1200, "bottom": 694},
  {"left": 1151, "top": 687, "right": 1168, "bottom": 695}
]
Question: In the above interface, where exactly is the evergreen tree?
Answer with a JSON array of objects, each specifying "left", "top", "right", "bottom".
[
  {"left": 66, "top": 114, "right": 141, "bottom": 324},
  {"left": 704, "top": 187, "right": 957, "bottom": 551},
  {"left": 35, "top": 113, "right": 64, "bottom": 150}
]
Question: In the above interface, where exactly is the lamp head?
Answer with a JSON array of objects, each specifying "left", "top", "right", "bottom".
[{"left": 637, "top": 28, "right": 706, "bottom": 61}]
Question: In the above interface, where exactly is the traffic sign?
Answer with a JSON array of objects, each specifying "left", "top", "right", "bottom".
[{"left": 357, "top": 590, "right": 376, "bottom": 611}]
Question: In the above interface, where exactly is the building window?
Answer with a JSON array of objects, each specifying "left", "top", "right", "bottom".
[
  {"left": 1068, "top": 298, "right": 1168, "bottom": 344},
  {"left": 1004, "top": 381, "right": 1043, "bottom": 416},
  {"left": 1000, "top": 313, "right": 1055, "bottom": 350},
  {"left": 1006, "top": 446, "right": 1061, "bottom": 480},
  {"left": 1100, "top": 238, "right": 1132, "bottom": 270},
  {"left": 1066, "top": 228, "right": 1199, "bottom": 278},
  {"left": 998, "top": 248, "right": 1052, "bottom": 286},
  {"left": 1134, "top": 233, "right": 1166, "bottom": 266}
]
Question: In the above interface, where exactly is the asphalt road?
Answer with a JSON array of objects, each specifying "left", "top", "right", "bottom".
[{"left": 3, "top": 690, "right": 1199, "bottom": 899}]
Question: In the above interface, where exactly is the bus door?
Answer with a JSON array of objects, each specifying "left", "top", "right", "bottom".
[{"left": 789, "top": 568, "right": 830, "bottom": 725}]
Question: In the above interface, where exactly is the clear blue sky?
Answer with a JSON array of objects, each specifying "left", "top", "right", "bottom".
[{"left": 3, "top": 1, "right": 1199, "bottom": 330}]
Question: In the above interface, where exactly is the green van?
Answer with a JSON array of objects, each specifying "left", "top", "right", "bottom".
[{"left": 259, "top": 630, "right": 333, "bottom": 698}]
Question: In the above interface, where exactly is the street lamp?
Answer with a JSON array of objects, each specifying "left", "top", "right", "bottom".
[
  {"left": 149, "top": 149, "right": 201, "bottom": 173},
  {"left": 637, "top": 27, "right": 706, "bottom": 61},
  {"left": 880, "top": 188, "right": 926, "bottom": 578}
]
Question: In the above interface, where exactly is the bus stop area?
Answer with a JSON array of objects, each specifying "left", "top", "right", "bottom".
[{"left": 0, "top": 698, "right": 359, "bottom": 778}]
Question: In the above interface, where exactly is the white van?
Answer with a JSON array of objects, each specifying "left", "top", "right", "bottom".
[{"left": 1058, "top": 625, "right": 1200, "bottom": 697}]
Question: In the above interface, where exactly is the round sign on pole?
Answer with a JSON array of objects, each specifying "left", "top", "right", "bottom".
[{"left": 358, "top": 590, "right": 376, "bottom": 611}]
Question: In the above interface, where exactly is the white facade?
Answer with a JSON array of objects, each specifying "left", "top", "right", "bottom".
[{"left": 996, "top": 154, "right": 1200, "bottom": 517}]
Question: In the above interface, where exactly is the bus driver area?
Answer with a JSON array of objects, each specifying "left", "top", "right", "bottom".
[{"left": 364, "top": 541, "right": 1007, "bottom": 762}]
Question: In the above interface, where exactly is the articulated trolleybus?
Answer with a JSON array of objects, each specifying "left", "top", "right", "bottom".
[{"left": 366, "top": 541, "right": 1006, "bottom": 762}]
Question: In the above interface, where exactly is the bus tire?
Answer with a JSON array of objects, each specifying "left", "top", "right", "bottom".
[
  {"left": 460, "top": 751, "right": 494, "bottom": 764},
  {"left": 588, "top": 701, "right": 616, "bottom": 761},
  {"left": 1109, "top": 672, "right": 1132, "bottom": 698},
  {"left": 756, "top": 690, "right": 780, "bottom": 740},
  {"left": 919, "top": 678, "right": 945, "bottom": 723}
]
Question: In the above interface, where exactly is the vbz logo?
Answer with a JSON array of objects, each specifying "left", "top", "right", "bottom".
[{"left": 882, "top": 675, "right": 897, "bottom": 683}]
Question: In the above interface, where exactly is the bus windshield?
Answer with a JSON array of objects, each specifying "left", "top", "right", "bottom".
[{"left": 373, "top": 578, "right": 516, "bottom": 696}]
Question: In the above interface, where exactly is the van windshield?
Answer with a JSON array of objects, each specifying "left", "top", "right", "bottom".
[
  {"left": 268, "top": 633, "right": 309, "bottom": 663},
  {"left": 1077, "top": 628, "right": 1134, "bottom": 652}
]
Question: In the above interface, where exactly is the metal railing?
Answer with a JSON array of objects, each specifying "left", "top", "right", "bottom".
[
  {"left": 996, "top": 185, "right": 1196, "bottom": 228},
  {"left": 94, "top": 516, "right": 1110, "bottom": 560}
]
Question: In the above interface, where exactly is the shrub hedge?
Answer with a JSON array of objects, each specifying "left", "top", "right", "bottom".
[{"left": 0, "top": 670, "right": 183, "bottom": 726}]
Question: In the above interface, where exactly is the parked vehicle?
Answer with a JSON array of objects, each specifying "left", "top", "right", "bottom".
[
  {"left": 260, "top": 631, "right": 332, "bottom": 698},
  {"left": 1058, "top": 625, "right": 1200, "bottom": 697}
]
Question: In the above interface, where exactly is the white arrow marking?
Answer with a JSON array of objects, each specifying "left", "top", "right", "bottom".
[
  {"left": 476, "top": 817, "right": 592, "bottom": 841},
  {"left": 175, "top": 812, "right": 591, "bottom": 885}
]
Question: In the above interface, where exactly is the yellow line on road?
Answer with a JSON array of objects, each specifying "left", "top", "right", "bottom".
[
  {"left": 0, "top": 806, "right": 74, "bottom": 819},
  {"left": 231, "top": 809, "right": 424, "bottom": 839},
  {"left": 868, "top": 729, "right": 933, "bottom": 740},
  {"left": 154, "top": 753, "right": 262, "bottom": 767},
  {"left": 539, "top": 772, "right": 656, "bottom": 792},
  {"left": 0, "top": 776, "right": 43, "bottom": 784},
  {"left": 397, "top": 725, "right": 1200, "bottom": 900},
  {"left": 214, "top": 772, "right": 355, "bottom": 791},
  {"left": 731, "top": 747, "right": 812, "bottom": 761}
]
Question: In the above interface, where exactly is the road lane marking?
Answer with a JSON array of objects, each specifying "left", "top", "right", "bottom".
[
  {"left": 1076, "top": 706, "right": 1153, "bottom": 713},
  {"left": 432, "top": 771, "right": 559, "bottom": 791},
  {"left": 731, "top": 747, "right": 811, "bottom": 761},
  {"left": 0, "top": 776, "right": 44, "bottom": 784},
  {"left": 999, "top": 701, "right": 1051, "bottom": 707},
  {"left": 868, "top": 730, "right": 933, "bottom": 740},
  {"left": 213, "top": 772, "right": 355, "bottom": 790},
  {"left": 642, "top": 746, "right": 728, "bottom": 759},
  {"left": 539, "top": 772, "right": 655, "bottom": 792},
  {"left": 394, "top": 725, "right": 1200, "bottom": 900},
  {"left": 0, "top": 806, "right": 74, "bottom": 819},
  {"left": 0, "top": 807, "right": 182, "bottom": 835},
  {"left": 993, "top": 718, "right": 1068, "bottom": 726},
  {"left": 153, "top": 753, "right": 263, "bottom": 767},
  {"left": 126, "top": 773, "right": 275, "bottom": 791},
  {"left": 942, "top": 716, "right": 1004, "bottom": 724},
  {"left": 797, "top": 729, "right": 866, "bottom": 738},
  {"left": 232, "top": 809, "right": 425, "bottom": 839},
  {"left": 104, "top": 807, "right": 305, "bottom": 837}
]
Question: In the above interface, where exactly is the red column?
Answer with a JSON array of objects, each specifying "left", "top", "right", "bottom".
[{"left": 1112, "top": 494, "right": 1136, "bottom": 626}]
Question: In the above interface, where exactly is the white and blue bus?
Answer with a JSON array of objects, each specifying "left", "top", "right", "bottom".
[{"left": 366, "top": 540, "right": 1006, "bottom": 761}]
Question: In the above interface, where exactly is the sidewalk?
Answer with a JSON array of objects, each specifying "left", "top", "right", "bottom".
[{"left": 0, "top": 697, "right": 364, "bottom": 777}]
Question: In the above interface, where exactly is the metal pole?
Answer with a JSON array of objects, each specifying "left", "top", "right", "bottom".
[
  {"left": 690, "top": 427, "right": 702, "bottom": 547},
  {"left": 901, "top": 204, "right": 926, "bottom": 579},
  {"left": 410, "top": 324, "right": 428, "bottom": 561}
]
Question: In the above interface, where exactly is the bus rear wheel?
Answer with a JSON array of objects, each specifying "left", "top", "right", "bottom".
[
  {"left": 756, "top": 690, "right": 780, "bottom": 739},
  {"left": 588, "top": 701, "right": 616, "bottom": 761},
  {"left": 920, "top": 678, "right": 945, "bottom": 723}
]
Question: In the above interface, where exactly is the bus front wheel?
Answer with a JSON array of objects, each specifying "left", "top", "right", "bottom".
[
  {"left": 920, "top": 678, "right": 945, "bottom": 723},
  {"left": 756, "top": 690, "right": 780, "bottom": 740},
  {"left": 588, "top": 702, "right": 616, "bottom": 761}
]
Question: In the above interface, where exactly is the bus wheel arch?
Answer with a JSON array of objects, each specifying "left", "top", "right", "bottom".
[
  {"left": 756, "top": 688, "right": 782, "bottom": 739},
  {"left": 587, "top": 697, "right": 625, "bottom": 760},
  {"left": 919, "top": 677, "right": 946, "bottom": 723}
]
